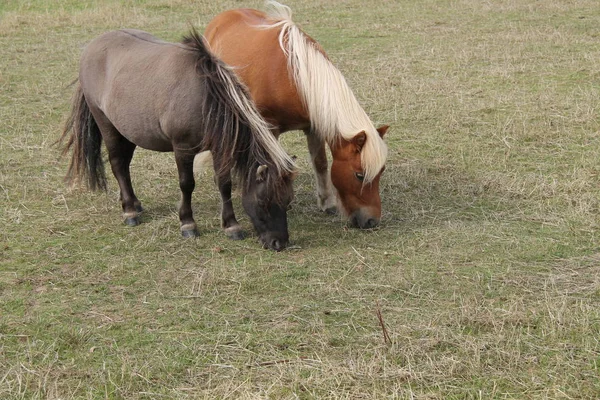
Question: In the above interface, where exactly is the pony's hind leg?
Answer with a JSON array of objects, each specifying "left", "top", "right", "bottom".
[
  {"left": 107, "top": 138, "right": 142, "bottom": 225},
  {"left": 306, "top": 130, "right": 337, "bottom": 214},
  {"left": 92, "top": 109, "right": 143, "bottom": 226},
  {"left": 214, "top": 167, "right": 245, "bottom": 240},
  {"left": 174, "top": 150, "right": 199, "bottom": 238}
]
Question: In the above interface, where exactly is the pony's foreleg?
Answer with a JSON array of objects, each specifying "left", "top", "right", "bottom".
[
  {"left": 305, "top": 130, "right": 337, "bottom": 214},
  {"left": 174, "top": 150, "right": 199, "bottom": 238},
  {"left": 214, "top": 167, "right": 245, "bottom": 241}
]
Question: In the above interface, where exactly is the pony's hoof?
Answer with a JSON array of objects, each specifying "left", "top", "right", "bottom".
[
  {"left": 324, "top": 206, "right": 337, "bottom": 215},
  {"left": 182, "top": 229, "right": 199, "bottom": 238},
  {"left": 125, "top": 217, "right": 140, "bottom": 226},
  {"left": 224, "top": 226, "right": 245, "bottom": 240},
  {"left": 227, "top": 230, "right": 246, "bottom": 241}
]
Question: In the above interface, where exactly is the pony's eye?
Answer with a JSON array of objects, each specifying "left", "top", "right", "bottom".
[{"left": 355, "top": 172, "right": 365, "bottom": 182}]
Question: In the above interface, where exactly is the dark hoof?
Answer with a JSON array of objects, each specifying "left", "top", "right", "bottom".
[
  {"left": 125, "top": 217, "right": 140, "bottom": 227},
  {"left": 227, "top": 230, "right": 246, "bottom": 241},
  {"left": 182, "top": 229, "right": 199, "bottom": 238},
  {"left": 324, "top": 206, "right": 338, "bottom": 215}
]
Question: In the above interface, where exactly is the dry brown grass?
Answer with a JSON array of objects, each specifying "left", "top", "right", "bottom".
[{"left": 2, "top": 0, "right": 600, "bottom": 398}]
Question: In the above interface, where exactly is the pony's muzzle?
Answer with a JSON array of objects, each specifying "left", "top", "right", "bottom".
[
  {"left": 260, "top": 234, "right": 289, "bottom": 252},
  {"left": 349, "top": 210, "right": 380, "bottom": 229},
  {"left": 271, "top": 239, "right": 284, "bottom": 252}
]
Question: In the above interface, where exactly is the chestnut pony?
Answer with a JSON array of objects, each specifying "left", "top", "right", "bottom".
[
  {"left": 60, "top": 29, "right": 296, "bottom": 251},
  {"left": 205, "top": 1, "right": 389, "bottom": 229}
]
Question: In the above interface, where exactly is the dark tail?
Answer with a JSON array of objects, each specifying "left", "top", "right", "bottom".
[{"left": 58, "top": 83, "right": 106, "bottom": 191}]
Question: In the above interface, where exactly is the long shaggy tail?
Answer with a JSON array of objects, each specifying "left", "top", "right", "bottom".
[
  {"left": 59, "top": 83, "right": 106, "bottom": 191},
  {"left": 182, "top": 28, "right": 295, "bottom": 186}
]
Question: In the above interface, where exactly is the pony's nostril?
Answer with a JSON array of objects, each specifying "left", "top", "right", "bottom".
[
  {"left": 271, "top": 239, "right": 281, "bottom": 251},
  {"left": 365, "top": 218, "right": 378, "bottom": 229}
]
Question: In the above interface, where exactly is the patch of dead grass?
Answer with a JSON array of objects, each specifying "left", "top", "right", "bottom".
[{"left": 1, "top": 0, "right": 600, "bottom": 398}]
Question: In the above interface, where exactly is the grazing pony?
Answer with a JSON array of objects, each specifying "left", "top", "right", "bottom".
[
  {"left": 205, "top": 1, "right": 389, "bottom": 229},
  {"left": 60, "top": 29, "right": 296, "bottom": 251}
]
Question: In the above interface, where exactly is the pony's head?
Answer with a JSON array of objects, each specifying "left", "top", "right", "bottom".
[
  {"left": 331, "top": 125, "right": 389, "bottom": 229},
  {"left": 242, "top": 164, "right": 296, "bottom": 251}
]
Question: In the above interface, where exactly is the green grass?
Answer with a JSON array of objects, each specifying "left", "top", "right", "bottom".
[{"left": 2, "top": 0, "right": 600, "bottom": 398}]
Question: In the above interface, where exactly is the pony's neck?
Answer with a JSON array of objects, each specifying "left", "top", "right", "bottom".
[
  {"left": 183, "top": 28, "right": 295, "bottom": 186},
  {"left": 266, "top": 3, "right": 387, "bottom": 183}
]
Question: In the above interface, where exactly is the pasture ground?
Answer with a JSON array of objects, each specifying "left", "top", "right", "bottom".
[{"left": 1, "top": 0, "right": 600, "bottom": 398}]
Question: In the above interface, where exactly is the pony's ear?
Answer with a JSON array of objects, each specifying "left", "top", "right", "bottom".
[
  {"left": 256, "top": 164, "right": 268, "bottom": 182},
  {"left": 352, "top": 131, "right": 367, "bottom": 152},
  {"left": 377, "top": 125, "right": 389, "bottom": 138}
]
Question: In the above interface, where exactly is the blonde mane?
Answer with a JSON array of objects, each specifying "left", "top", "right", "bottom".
[
  {"left": 262, "top": 1, "right": 388, "bottom": 184},
  {"left": 211, "top": 47, "right": 296, "bottom": 177}
]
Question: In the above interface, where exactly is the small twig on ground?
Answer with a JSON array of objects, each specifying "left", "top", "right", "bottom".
[
  {"left": 376, "top": 300, "right": 392, "bottom": 345},
  {"left": 247, "top": 357, "right": 308, "bottom": 368}
]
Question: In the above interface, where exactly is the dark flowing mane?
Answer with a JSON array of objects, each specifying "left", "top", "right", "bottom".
[{"left": 181, "top": 29, "right": 295, "bottom": 199}]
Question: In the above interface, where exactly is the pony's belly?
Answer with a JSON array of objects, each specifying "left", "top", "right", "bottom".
[
  {"left": 126, "top": 135, "right": 173, "bottom": 152},
  {"left": 110, "top": 118, "right": 174, "bottom": 152}
]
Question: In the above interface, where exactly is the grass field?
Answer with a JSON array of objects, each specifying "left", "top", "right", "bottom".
[{"left": 2, "top": 0, "right": 600, "bottom": 398}]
